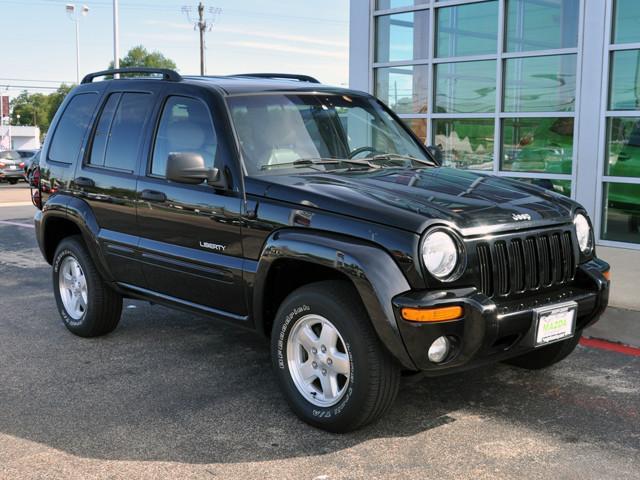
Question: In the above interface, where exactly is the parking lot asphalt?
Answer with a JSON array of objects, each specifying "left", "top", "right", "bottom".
[{"left": 1, "top": 195, "right": 639, "bottom": 479}]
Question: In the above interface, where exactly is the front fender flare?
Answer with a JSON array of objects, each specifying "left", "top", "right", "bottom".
[{"left": 254, "top": 230, "right": 416, "bottom": 369}]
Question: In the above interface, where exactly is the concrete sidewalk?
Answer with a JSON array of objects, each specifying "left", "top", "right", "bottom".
[{"left": 585, "top": 306, "right": 640, "bottom": 349}]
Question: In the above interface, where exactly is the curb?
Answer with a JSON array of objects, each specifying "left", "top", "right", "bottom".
[{"left": 580, "top": 337, "right": 640, "bottom": 357}]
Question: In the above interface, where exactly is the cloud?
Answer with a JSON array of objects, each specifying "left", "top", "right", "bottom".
[
  {"left": 143, "top": 19, "right": 347, "bottom": 49},
  {"left": 221, "top": 40, "right": 347, "bottom": 59}
]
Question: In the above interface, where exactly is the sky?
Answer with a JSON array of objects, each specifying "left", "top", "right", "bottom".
[{"left": 0, "top": 0, "right": 350, "bottom": 99}]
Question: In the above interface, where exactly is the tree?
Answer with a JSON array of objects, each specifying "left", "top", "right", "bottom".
[
  {"left": 109, "top": 45, "right": 177, "bottom": 71},
  {"left": 9, "top": 83, "right": 74, "bottom": 135}
]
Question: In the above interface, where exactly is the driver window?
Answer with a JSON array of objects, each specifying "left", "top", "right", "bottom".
[{"left": 151, "top": 96, "right": 218, "bottom": 177}]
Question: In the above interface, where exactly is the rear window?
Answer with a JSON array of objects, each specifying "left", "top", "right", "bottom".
[
  {"left": 88, "top": 92, "right": 153, "bottom": 171},
  {"left": 48, "top": 93, "right": 99, "bottom": 163}
]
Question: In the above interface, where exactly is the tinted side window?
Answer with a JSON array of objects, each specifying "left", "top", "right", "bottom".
[
  {"left": 89, "top": 93, "right": 121, "bottom": 167},
  {"left": 88, "top": 92, "right": 153, "bottom": 171},
  {"left": 49, "top": 93, "right": 99, "bottom": 163},
  {"left": 151, "top": 96, "right": 218, "bottom": 177}
]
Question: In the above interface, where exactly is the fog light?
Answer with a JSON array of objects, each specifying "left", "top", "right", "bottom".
[{"left": 428, "top": 336, "right": 450, "bottom": 363}]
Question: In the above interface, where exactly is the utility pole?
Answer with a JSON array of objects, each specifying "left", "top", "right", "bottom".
[
  {"left": 198, "top": 2, "right": 205, "bottom": 76},
  {"left": 182, "top": 3, "right": 222, "bottom": 76}
]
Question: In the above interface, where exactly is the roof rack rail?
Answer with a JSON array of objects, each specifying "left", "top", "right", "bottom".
[
  {"left": 229, "top": 73, "right": 320, "bottom": 84},
  {"left": 81, "top": 67, "right": 182, "bottom": 84}
]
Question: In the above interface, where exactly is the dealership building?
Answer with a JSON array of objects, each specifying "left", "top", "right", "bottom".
[{"left": 350, "top": 0, "right": 640, "bottom": 310}]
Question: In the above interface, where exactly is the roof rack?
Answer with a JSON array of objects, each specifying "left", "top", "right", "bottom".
[
  {"left": 81, "top": 67, "right": 182, "bottom": 84},
  {"left": 228, "top": 73, "right": 320, "bottom": 84}
]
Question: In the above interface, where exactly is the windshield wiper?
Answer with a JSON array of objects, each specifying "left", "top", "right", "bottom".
[
  {"left": 370, "top": 153, "right": 437, "bottom": 167},
  {"left": 260, "top": 157, "right": 381, "bottom": 171}
]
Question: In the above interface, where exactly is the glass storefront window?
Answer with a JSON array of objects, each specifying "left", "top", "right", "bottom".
[
  {"left": 609, "top": 50, "right": 640, "bottom": 111},
  {"left": 436, "top": 1, "right": 498, "bottom": 58},
  {"left": 404, "top": 118, "right": 427, "bottom": 144},
  {"left": 612, "top": 0, "right": 640, "bottom": 44},
  {"left": 433, "top": 118, "right": 494, "bottom": 170},
  {"left": 605, "top": 117, "right": 640, "bottom": 177},
  {"left": 503, "top": 55, "right": 577, "bottom": 112},
  {"left": 375, "top": 65, "right": 429, "bottom": 114},
  {"left": 435, "top": 60, "right": 496, "bottom": 113},
  {"left": 376, "top": 0, "right": 427, "bottom": 10},
  {"left": 510, "top": 177, "right": 571, "bottom": 197},
  {"left": 505, "top": 0, "right": 579, "bottom": 52},
  {"left": 376, "top": 11, "right": 429, "bottom": 63},
  {"left": 501, "top": 117, "right": 574, "bottom": 174},
  {"left": 602, "top": 182, "right": 640, "bottom": 244}
]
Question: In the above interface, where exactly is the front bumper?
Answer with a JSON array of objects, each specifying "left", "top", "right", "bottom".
[{"left": 392, "top": 258, "right": 610, "bottom": 374}]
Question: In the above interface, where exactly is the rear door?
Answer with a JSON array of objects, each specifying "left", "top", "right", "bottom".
[
  {"left": 72, "top": 82, "right": 163, "bottom": 286},
  {"left": 135, "top": 88, "right": 246, "bottom": 318}
]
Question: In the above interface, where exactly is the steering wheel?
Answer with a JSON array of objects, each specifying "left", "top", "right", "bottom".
[{"left": 348, "top": 146, "right": 379, "bottom": 159}]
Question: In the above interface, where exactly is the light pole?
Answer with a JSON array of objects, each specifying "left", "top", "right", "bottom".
[
  {"left": 113, "top": 0, "right": 120, "bottom": 78},
  {"left": 65, "top": 4, "right": 90, "bottom": 84}
]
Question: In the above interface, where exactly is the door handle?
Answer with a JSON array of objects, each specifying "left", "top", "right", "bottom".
[
  {"left": 140, "top": 189, "right": 167, "bottom": 202},
  {"left": 74, "top": 176, "right": 95, "bottom": 188}
]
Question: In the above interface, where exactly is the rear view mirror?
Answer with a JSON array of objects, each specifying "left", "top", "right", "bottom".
[
  {"left": 426, "top": 145, "right": 443, "bottom": 166},
  {"left": 166, "top": 152, "right": 225, "bottom": 188}
]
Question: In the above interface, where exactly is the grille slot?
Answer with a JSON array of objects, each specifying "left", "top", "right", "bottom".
[{"left": 475, "top": 227, "right": 576, "bottom": 298}]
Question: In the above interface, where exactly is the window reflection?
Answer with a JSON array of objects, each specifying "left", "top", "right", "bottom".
[
  {"left": 606, "top": 117, "right": 640, "bottom": 177},
  {"left": 503, "top": 55, "right": 577, "bottom": 112},
  {"left": 603, "top": 182, "right": 640, "bottom": 244},
  {"left": 376, "top": 0, "right": 427, "bottom": 10},
  {"left": 376, "top": 11, "right": 429, "bottom": 63},
  {"left": 375, "top": 65, "right": 429, "bottom": 113},
  {"left": 404, "top": 118, "right": 427, "bottom": 144},
  {"left": 436, "top": 1, "right": 498, "bottom": 58},
  {"left": 501, "top": 117, "right": 574, "bottom": 174},
  {"left": 510, "top": 177, "right": 571, "bottom": 197},
  {"left": 506, "top": 0, "right": 579, "bottom": 52},
  {"left": 613, "top": 0, "right": 640, "bottom": 45},
  {"left": 609, "top": 50, "right": 640, "bottom": 111},
  {"left": 433, "top": 119, "right": 494, "bottom": 170},
  {"left": 435, "top": 60, "right": 496, "bottom": 113}
]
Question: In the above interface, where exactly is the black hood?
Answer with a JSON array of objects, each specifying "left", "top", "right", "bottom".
[{"left": 246, "top": 167, "right": 578, "bottom": 235}]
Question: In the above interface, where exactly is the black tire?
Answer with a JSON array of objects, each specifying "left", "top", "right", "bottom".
[
  {"left": 504, "top": 333, "right": 580, "bottom": 370},
  {"left": 7, "top": 178, "right": 18, "bottom": 185},
  {"left": 52, "top": 236, "right": 123, "bottom": 337},
  {"left": 271, "top": 280, "right": 400, "bottom": 433}
]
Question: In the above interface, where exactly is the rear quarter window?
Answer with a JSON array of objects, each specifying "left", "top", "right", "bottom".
[{"left": 48, "top": 93, "right": 99, "bottom": 163}]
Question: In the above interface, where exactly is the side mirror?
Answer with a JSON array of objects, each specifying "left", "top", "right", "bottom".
[
  {"left": 426, "top": 145, "right": 443, "bottom": 166},
  {"left": 166, "top": 152, "right": 226, "bottom": 188}
]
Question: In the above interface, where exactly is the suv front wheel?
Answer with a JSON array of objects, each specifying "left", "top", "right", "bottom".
[
  {"left": 52, "top": 236, "right": 123, "bottom": 337},
  {"left": 271, "top": 281, "right": 400, "bottom": 433}
]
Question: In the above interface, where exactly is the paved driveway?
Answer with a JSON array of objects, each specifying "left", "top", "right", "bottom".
[{"left": 0, "top": 203, "right": 639, "bottom": 479}]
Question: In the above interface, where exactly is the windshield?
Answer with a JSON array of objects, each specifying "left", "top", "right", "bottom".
[{"left": 227, "top": 93, "right": 431, "bottom": 176}]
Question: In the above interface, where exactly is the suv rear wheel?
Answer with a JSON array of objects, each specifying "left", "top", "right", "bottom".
[
  {"left": 52, "top": 236, "right": 123, "bottom": 337},
  {"left": 271, "top": 281, "right": 400, "bottom": 433}
]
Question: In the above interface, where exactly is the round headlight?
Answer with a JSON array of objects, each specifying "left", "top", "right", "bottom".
[
  {"left": 422, "top": 230, "right": 458, "bottom": 279},
  {"left": 574, "top": 213, "right": 592, "bottom": 253}
]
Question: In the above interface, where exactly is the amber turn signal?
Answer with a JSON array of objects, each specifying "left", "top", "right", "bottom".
[
  {"left": 603, "top": 270, "right": 611, "bottom": 281},
  {"left": 401, "top": 306, "right": 463, "bottom": 322}
]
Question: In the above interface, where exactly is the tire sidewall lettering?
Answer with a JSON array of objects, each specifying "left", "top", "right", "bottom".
[{"left": 277, "top": 303, "right": 356, "bottom": 419}]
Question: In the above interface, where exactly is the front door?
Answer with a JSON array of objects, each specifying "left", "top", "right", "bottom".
[{"left": 136, "top": 93, "right": 246, "bottom": 318}]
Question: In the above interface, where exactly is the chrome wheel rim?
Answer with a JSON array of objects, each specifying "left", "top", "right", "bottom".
[
  {"left": 58, "top": 256, "right": 88, "bottom": 320},
  {"left": 287, "top": 314, "right": 351, "bottom": 407}
]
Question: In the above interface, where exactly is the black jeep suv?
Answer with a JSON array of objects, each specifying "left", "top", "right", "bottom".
[{"left": 32, "top": 68, "right": 610, "bottom": 432}]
